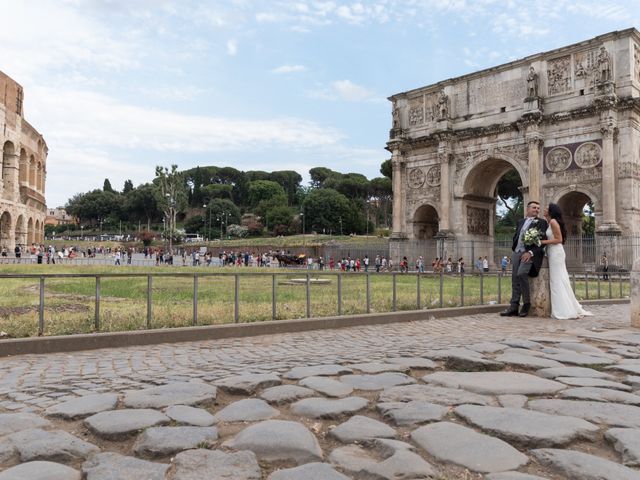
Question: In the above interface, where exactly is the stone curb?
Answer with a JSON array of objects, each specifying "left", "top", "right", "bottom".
[{"left": 0, "top": 299, "right": 628, "bottom": 357}]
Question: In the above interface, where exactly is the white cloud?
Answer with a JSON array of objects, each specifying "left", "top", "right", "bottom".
[
  {"left": 308, "top": 80, "right": 380, "bottom": 102},
  {"left": 271, "top": 64, "right": 307, "bottom": 74},
  {"left": 226, "top": 39, "right": 238, "bottom": 56}
]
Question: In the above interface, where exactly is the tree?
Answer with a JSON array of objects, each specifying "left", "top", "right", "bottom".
[
  {"left": 302, "top": 188, "right": 354, "bottom": 234},
  {"left": 124, "top": 183, "right": 162, "bottom": 230},
  {"left": 269, "top": 170, "right": 302, "bottom": 206},
  {"left": 324, "top": 173, "right": 369, "bottom": 200},
  {"left": 266, "top": 205, "right": 295, "bottom": 235},
  {"left": 496, "top": 169, "right": 523, "bottom": 230},
  {"left": 369, "top": 176, "right": 392, "bottom": 228},
  {"left": 248, "top": 180, "right": 287, "bottom": 208},
  {"left": 205, "top": 199, "right": 241, "bottom": 237},
  {"left": 122, "top": 179, "right": 134, "bottom": 194},
  {"left": 155, "top": 165, "right": 188, "bottom": 251},
  {"left": 309, "top": 167, "right": 339, "bottom": 188},
  {"left": 201, "top": 184, "right": 233, "bottom": 203},
  {"left": 103, "top": 178, "right": 115, "bottom": 193},
  {"left": 583, "top": 201, "right": 595, "bottom": 236},
  {"left": 65, "top": 189, "right": 122, "bottom": 226},
  {"left": 380, "top": 159, "right": 392, "bottom": 180}
]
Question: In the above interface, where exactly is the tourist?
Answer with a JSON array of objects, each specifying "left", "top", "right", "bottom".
[
  {"left": 501, "top": 256, "right": 509, "bottom": 273},
  {"left": 457, "top": 257, "right": 464, "bottom": 274},
  {"left": 446, "top": 257, "right": 453, "bottom": 273},
  {"left": 475, "top": 257, "right": 483, "bottom": 272},
  {"left": 375, "top": 255, "right": 381, "bottom": 273},
  {"left": 363, "top": 255, "right": 369, "bottom": 272},
  {"left": 114, "top": 249, "right": 121, "bottom": 266},
  {"left": 14, "top": 245, "right": 21, "bottom": 262},
  {"left": 601, "top": 253, "right": 609, "bottom": 280},
  {"left": 483, "top": 256, "right": 489, "bottom": 273}
]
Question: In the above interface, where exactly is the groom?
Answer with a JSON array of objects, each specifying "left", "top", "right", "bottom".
[{"left": 500, "top": 201, "right": 548, "bottom": 317}]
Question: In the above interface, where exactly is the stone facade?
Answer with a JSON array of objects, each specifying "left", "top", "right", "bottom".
[
  {"left": 0, "top": 71, "right": 47, "bottom": 251},
  {"left": 387, "top": 28, "right": 640, "bottom": 266}
]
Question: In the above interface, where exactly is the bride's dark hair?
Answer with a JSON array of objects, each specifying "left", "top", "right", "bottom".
[{"left": 548, "top": 203, "right": 567, "bottom": 244}]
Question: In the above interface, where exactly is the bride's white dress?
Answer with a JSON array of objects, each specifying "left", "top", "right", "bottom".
[{"left": 546, "top": 226, "right": 593, "bottom": 319}]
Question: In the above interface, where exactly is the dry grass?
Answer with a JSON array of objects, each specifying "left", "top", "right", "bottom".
[{"left": 0, "top": 265, "right": 628, "bottom": 338}]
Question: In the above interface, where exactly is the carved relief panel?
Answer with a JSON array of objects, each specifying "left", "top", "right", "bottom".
[
  {"left": 426, "top": 166, "right": 441, "bottom": 186},
  {"left": 407, "top": 168, "right": 426, "bottom": 188},
  {"left": 466, "top": 207, "right": 489, "bottom": 236},
  {"left": 543, "top": 140, "right": 602, "bottom": 174},
  {"left": 545, "top": 147, "right": 572, "bottom": 173},
  {"left": 547, "top": 56, "right": 572, "bottom": 95},
  {"left": 574, "top": 49, "right": 598, "bottom": 88},
  {"left": 635, "top": 44, "right": 640, "bottom": 83},
  {"left": 408, "top": 97, "right": 424, "bottom": 126},
  {"left": 574, "top": 142, "right": 602, "bottom": 168}
]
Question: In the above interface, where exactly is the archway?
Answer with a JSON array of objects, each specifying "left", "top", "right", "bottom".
[
  {"left": 0, "top": 212, "right": 12, "bottom": 250},
  {"left": 36, "top": 162, "right": 42, "bottom": 193},
  {"left": 15, "top": 215, "right": 25, "bottom": 248},
  {"left": 556, "top": 190, "right": 596, "bottom": 268},
  {"left": 27, "top": 217, "right": 34, "bottom": 245},
  {"left": 35, "top": 219, "right": 41, "bottom": 244},
  {"left": 413, "top": 204, "right": 439, "bottom": 240},
  {"left": 29, "top": 155, "right": 36, "bottom": 188}
]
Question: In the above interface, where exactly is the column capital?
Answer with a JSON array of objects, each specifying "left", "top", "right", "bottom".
[{"left": 526, "top": 134, "right": 543, "bottom": 148}]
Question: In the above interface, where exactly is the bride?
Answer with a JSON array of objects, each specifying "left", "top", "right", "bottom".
[{"left": 541, "top": 203, "right": 592, "bottom": 319}]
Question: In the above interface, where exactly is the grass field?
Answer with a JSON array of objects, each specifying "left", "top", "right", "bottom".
[{"left": 0, "top": 265, "right": 629, "bottom": 338}]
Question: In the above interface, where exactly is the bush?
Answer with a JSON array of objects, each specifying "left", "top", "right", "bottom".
[
  {"left": 139, "top": 230, "right": 156, "bottom": 246},
  {"left": 226, "top": 224, "right": 248, "bottom": 238}
]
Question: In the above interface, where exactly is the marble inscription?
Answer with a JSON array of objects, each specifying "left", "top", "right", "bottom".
[{"left": 468, "top": 76, "right": 525, "bottom": 113}]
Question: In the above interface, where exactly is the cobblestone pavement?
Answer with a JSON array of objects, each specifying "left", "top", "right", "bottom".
[{"left": 1, "top": 304, "right": 639, "bottom": 479}]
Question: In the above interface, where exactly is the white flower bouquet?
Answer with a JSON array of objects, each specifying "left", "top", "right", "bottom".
[{"left": 523, "top": 228, "right": 542, "bottom": 247}]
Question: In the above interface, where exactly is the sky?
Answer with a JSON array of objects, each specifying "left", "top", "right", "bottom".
[{"left": 1, "top": 0, "right": 638, "bottom": 208}]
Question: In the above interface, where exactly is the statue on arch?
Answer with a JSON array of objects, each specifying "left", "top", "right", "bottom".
[
  {"left": 526, "top": 66, "right": 539, "bottom": 98},
  {"left": 438, "top": 91, "right": 449, "bottom": 120},
  {"left": 597, "top": 46, "right": 611, "bottom": 83},
  {"left": 392, "top": 103, "right": 400, "bottom": 129}
]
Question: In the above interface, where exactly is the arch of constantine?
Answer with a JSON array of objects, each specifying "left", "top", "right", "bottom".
[
  {"left": 0, "top": 71, "right": 47, "bottom": 252},
  {"left": 388, "top": 28, "right": 640, "bottom": 268}
]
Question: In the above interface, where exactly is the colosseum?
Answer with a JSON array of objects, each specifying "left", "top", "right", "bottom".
[{"left": 0, "top": 70, "right": 47, "bottom": 253}]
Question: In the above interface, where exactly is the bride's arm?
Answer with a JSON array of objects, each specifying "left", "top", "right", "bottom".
[{"left": 541, "top": 219, "right": 563, "bottom": 245}]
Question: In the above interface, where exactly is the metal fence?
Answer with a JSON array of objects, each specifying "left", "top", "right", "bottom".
[{"left": 0, "top": 270, "right": 629, "bottom": 337}]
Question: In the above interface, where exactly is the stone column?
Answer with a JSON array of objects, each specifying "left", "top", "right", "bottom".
[
  {"left": 598, "top": 113, "right": 620, "bottom": 233},
  {"left": 437, "top": 140, "right": 452, "bottom": 233},
  {"left": 632, "top": 259, "right": 640, "bottom": 328},
  {"left": 391, "top": 148, "right": 406, "bottom": 239},
  {"left": 526, "top": 132, "right": 543, "bottom": 203}
]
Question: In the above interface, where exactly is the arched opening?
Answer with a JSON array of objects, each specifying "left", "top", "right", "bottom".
[
  {"left": 29, "top": 155, "right": 36, "bottom": 188},
  {"left": 413, "top": 205, "right": 439, "bottom": 240},
  {"left": 27, "top": 217, "right": 34, "bottom": 245},
  {"left": 35, "top": 219, "right": 41, "bottom": 244},
  {"left": 19, "top": 149, "right": 27, "bottom": 185},
  {"left": 557, "top": 190, "right": 596, "bottom": 268},
  {"left": 15, "top": 215, "right": 25, "bottom": 248},
  {"left": 3, "top": 141, "right": 14, "bottom": 192},
  {"left": 0, "top": 212, "right": 12, "bottom": 250}
]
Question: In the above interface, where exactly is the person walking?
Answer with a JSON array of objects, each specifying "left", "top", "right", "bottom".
[{"left": 601, "top": 253, "right": 609, "bottom": 280}]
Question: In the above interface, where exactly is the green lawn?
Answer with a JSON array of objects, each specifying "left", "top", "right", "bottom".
[{"left": 0, "top": 265, "right": 629, "bottom": 338}]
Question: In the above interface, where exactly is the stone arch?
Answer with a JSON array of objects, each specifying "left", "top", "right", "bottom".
[
  {"left": 412, "top": 204, "right": 440, "bottom": 239},
  {"left": 27, "top": 217, "right": 34, "bottom": 245},
  {"left": 15, "top": 215, "right": 26, "bottom": 247},
  {"left": 461, "top": 154, "right": 527, "bottom": 199},
  {"left": 19, "top": 149, "right": 27, "bottom": 184},
  {"left": 554, "top": 189, "right": 597, "bottom": 237},
  {"left": 35, "top": 219, "right": 41, "bottom": 244},
  {"left": 29, "top": 155, "right": 36, "bottom": 188},
  {"left": 0, "top": 211, "right": 13, "bottom": 250}
]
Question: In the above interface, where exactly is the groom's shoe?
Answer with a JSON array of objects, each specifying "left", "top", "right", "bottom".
[
  {"left": 519, "top": 303, "right": 531, "bottom": 317},
  {"left": 500, "top": 306, "right": 520, "bottom": 317}
]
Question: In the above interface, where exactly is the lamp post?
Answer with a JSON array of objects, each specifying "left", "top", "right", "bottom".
[
  {"left": 165, "top": 193, "right": 175, "bottom": 253},
  {"left": 80, "top": 225, "right": 84, "bottom": 241},
  {"left": 203, "top": 204, "right": 207, "bottom": 241},
  {"left": 300, "top": 212, "right": 305, "bottom": 235}
]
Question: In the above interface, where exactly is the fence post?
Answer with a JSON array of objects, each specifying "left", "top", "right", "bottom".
[
  {"left": 497, "top": 272, "right": 500, "bottom": 305},
  {"left": 620, "top": 273, "right": 623, "bottom": 298},
  {"left": 597, "top": 272, "right": 601, "bottom": 299},
  {"left": 479, "top": 271, "right": 484, "bottom": 305},
  {"left": 439, "top": 271, "right": 444, "bottom": 308},
  {"left": 338, "top": 273, "right": 342, "bottom": 316},
  {"left": 306, "top": 273, "right": 311, "bottom": 318},
  {"left": 193, "top": 274, "right": 198, "bottom": 326},
  {"left": 146, "top": 275, "right": 152, "bottom": 328},
  {"left": 38, "top": 276, "right": 45, "bottom": 336},
  {"left": 461, "top": 271, "right": 465, "bottom": 306},
  {"left": 234, "top": 274, "right": 239, "bottom": 323},
  {"left": 416, "top": 273, "right": 421, "bottom": 310},
  {"left": 366, "top": 273, "right": 371, "bottom": 314},
  {"left": 585, "top": 269, "right": 589, "bottom": 300},
  {"left": 95, "top": 276, "right": 101, "bottom": 331},
  {"left": 392, "top": 273, "right": 397, "bottom": 312},
  {"left": 272, "top": 274, "right": 277, "bottom": 320},
  {"left": 571, "top": 272, "right": 576, "bottom": 292},
  {"left": 608, "top": 274, "right": 612, "bottom": 299}
]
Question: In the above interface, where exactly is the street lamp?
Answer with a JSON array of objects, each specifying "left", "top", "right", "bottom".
[
  {"left": 80, "top": 225, "right": 84, "bottom": 240},
  {"left": 300, "top": 212, "right": 305, "bottom": 235},
  {"left": 203, "top": 204, "right": 207, "bottom": 241}
]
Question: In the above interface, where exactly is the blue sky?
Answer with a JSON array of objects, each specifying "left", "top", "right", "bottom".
[{"left": 1, "top": 0, "right": 638, "bottom": 208}]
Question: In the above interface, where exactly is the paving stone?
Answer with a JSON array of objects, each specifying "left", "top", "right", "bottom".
[
  {"left": 485, "top": 473, "right": 550, "bottom": 480},
  {"left": 132, "top": 426, "right": 219, "bottom": 457},
  {"left": 377, "top": 400, "right": 448, "bottom": 426},
  {"left": 626, "top": 376, "right": 640, "bottom": 388},
  {"left": 215, "top": 373, "right": 281, "bottom": 394},
  {"left": 411, "top": 421, "right": 528, "bottom": 473},
  {"left": 559, "top": 387, "right": 640, "bottom": 405},
  {"left": 502, "top": 348, "right": 546, "bottom": 357},
  {"left": 426, "top": 347, "right": 485, "bottom": 359},
  {"left": 498, "top": 395, "right": 528, "bottom": 409},
  {"left": 260, "top": 385, "right": 315, "bottom": 404},
  {"left": 164, "top": 405, "right": 215, "bottom": 426},
  {"left": 423, "top": 372, "right": 565, "bottom": 395},
  {"left": 339, "top": 372, "right": 416, "bottom": 391},
  {"left": 123, "top": 382, "right": 217, "bottom": 409},
  {"left": 605, "top": 428, "right": 640, "bottom": 467},
  {"left": 0, "top": 439, "right": 14, "bottom": 463},
  {"left": 495, "top": 353, "right": 564, "bottom": 370},
  {"left": 348, "top": 362, "right": 410, "bottom": 373},
  {"left": 168, "top": 449, "right": 260, "bottom": 480},
  {"left": 212, "top": 398, "right": 280, "bottom": 422},
  {"left": 500, "top": 339, "right": 544, "bottom": 350},
  {"left": 531, "top": 448, "right": 640, "bottom": 480},
  {"left": 0, "top": 461, "right": 81, "bottom": 480},
  {"left": 383, "top": 356, "right": 437, "bottom": 369},
  {"left": 454, "top": 405, "right": 598, "bottom": 447},
  {"left": 268, "top": 462, "right": 350, "bottom": 480},
  {"left": 299, "top": 376, "right": 354, "bottom": 397},
  {"left": 537, "top": 366, "right": 614, "bottom": 379},
  {"left": 44, "top": 393, "right": 119, "bottom": 419},
  {"left": 543, "top": 352, "right": 617, "bottom": 366},
  {"left": 224, "top": 419, "right": 322, "bottom": 464},
  {"left": 329, "top": 444, "right": 436, "bottom": 479},
  {"left": 555, "top": 377, "right": 632, "bottom": 390},
  {"left": 609, "top": 364, "right": 640, "bottom": 375},
  {"left": 434, "top": 349, "right": 504, "bottom": 372},
  {"left": 379, "top": 384, "right": 497, "bottom": 406},
  {"left": 556, "top": 342, "right": 607, "bottom": 354},
  {"left": 81, "top": 452, "right": 168, "bottom": 480},
  {"left": 5, "top": 428, "right": 99, "bottom": 462},
  {"left": 85, "top": 409, "right": 170, "bottom": 440},
  {"left": 291, "top": 396, "right": 369, "bottom": 419},
  {"left": 528, "top": 399, "right": 640, "bottom": 428},
  {"left": 329, "top": 415, "right": 396, "bottom": 443},
  {"left": 468, "top": 342, "right": 507, "bottom": 353},
  {"left": 283, "top": 365, "right": 353, "bottom": 380},
  {"left": 0, "top": 412, "right": 51, "bottom": 436}
]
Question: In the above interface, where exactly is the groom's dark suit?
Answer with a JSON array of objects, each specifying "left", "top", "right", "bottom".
[{"left": 509, "top": 216, "right": 548, "bottom": 311}]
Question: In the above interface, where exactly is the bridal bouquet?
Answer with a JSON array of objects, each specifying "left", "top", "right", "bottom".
[{"left": 523, "top": 228, "right": 542, "bottom": 247}]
